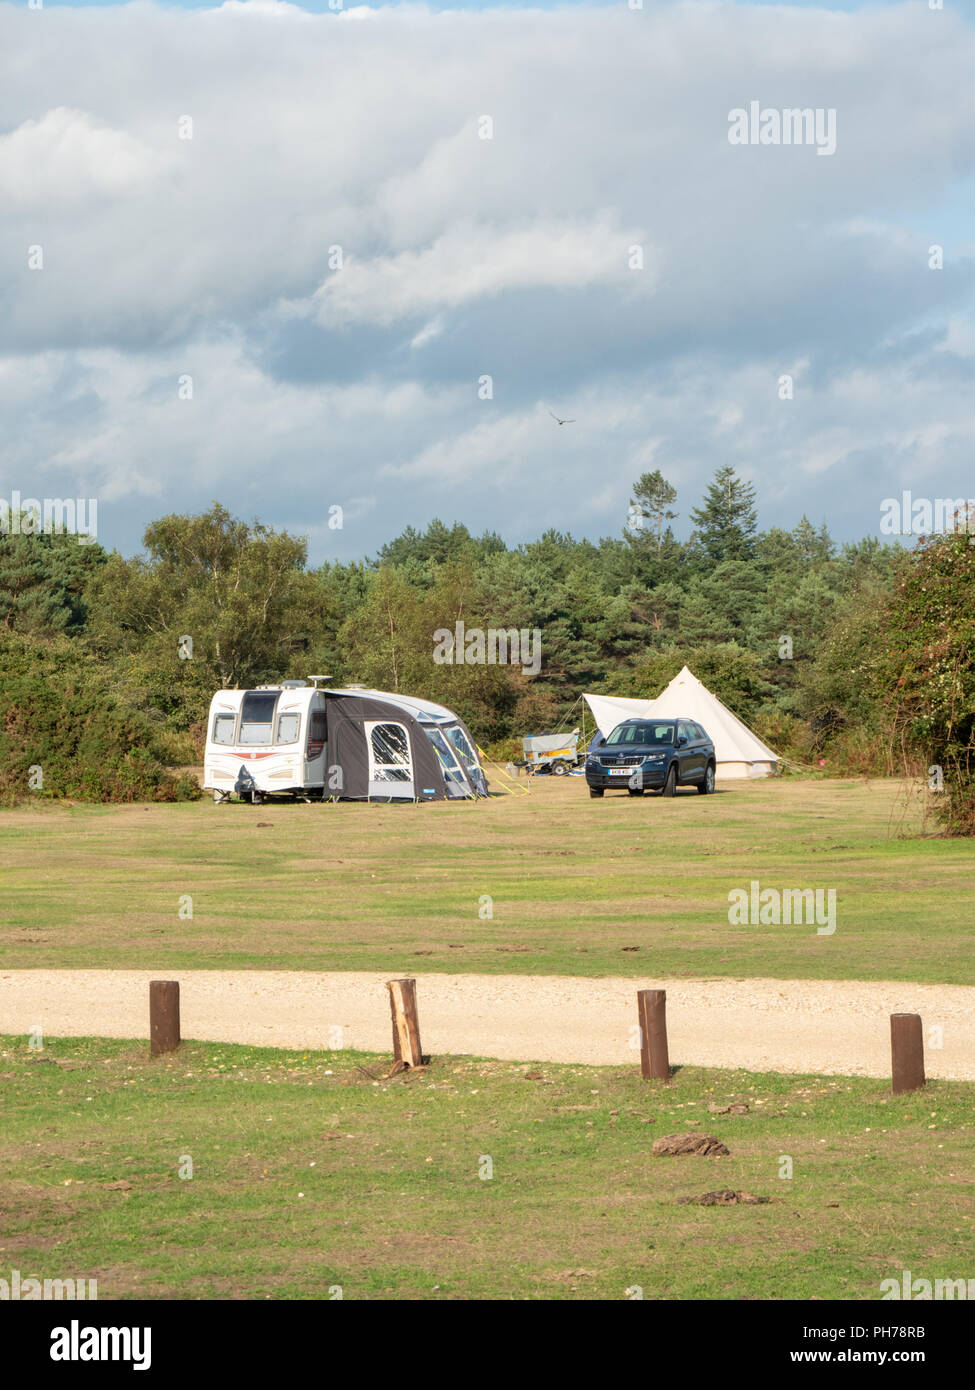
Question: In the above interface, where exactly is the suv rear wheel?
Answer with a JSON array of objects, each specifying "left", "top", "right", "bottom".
[
  {"left": 661, "top": 764, "right": 677, "bottom": 797},
  {"left": 697, "top": 762, "right": 715, "bottom": 795}
]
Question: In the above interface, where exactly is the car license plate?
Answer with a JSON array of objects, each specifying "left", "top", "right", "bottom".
[{"left": 608, "top": 768, "right": 632, "bottom": 776}]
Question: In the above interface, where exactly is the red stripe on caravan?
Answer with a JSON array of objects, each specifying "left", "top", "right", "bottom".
[{"left": 217, "top": 751, "right": 279, "bottom": 760}]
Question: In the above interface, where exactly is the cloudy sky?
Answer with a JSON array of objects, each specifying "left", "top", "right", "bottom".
[{"left": 0, "top": 0, "right": 972, "bottom": 563}]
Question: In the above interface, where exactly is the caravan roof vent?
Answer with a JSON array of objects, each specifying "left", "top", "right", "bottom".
[{"left": 280, "top": 680, "right": 307, "bottom": 688}]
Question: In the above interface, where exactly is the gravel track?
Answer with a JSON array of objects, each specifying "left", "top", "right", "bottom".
[{"left": 3, "top": 970, "right": 973, "bottom": 1079}]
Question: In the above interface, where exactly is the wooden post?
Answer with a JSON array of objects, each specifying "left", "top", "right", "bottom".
[
  {"left": 387, "top": 978, "right": 423, "bottom": 1069},
  {"left": 149, "top": 980, "right": 181, "bottom": 1057},
  {"left": 891, "top": 1012, "right": 925, "bottom": 1094},
  {"left": 637, "top": 989, "right": 669, "bottom": 1081}
]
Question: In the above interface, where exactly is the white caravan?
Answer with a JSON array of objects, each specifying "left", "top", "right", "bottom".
[{"left": 203, "top": 679, "right": 487, "bottom": 803}]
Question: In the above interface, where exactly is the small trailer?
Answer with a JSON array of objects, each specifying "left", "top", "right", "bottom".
[{"left": 519, "top": 728, "right": 581, "bottom": 776}]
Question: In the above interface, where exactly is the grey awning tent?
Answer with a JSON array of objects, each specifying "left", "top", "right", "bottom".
[{"left": 323, "top": 690, "right": 486, "bottom": 801}]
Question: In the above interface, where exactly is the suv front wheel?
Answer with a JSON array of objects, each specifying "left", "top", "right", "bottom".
[
  {"left": 589, "top": 787, "right": 604, "bottom": 798},
  {"left": 661, "top": 764, "right": 678, "bottom": 797}
]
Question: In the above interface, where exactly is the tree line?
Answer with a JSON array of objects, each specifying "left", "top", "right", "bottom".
[{"left": 1, "top": 466, "right": 971, "bottom": 831}]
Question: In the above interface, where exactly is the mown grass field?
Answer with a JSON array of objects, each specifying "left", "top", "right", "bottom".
[
  {"left": 0, "top": 777, "right": 970, "bottom": 982},
  {"left": 2, "top": 1034, "right": 971, "bottom": 1301}
]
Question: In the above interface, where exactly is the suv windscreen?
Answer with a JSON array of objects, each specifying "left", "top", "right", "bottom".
[{"left": 606, "top": 722, "right": 675, "bottom": 746}]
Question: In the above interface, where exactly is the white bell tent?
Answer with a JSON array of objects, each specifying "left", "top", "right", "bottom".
[{"left": 584, "top": 666, "right": 779, "bottom": 779}]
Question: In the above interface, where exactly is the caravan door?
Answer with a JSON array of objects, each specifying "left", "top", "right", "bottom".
[{"left": 364, "top": 719, "right": 415, "bottom": 799}]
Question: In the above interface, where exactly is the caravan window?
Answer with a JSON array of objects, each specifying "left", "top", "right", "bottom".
[
  {"left": 369, "top": 722, "right": 411, "bottom": 781},
  {"left": 239, "top": 691, "right": 278, "bottom": 745},
  {"left": 276, "top": 713, "right": 300, "bottom": 745},
  {"left": 212, "top": 713, "right": 236, "bottom": 745},
  {"left": 307, "top": 710, "right": 326, "bottom": 757}
]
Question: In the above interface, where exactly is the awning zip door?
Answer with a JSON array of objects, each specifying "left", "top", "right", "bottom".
[{"left": 365, "top": 719, "right": 415, "bottom": 799}]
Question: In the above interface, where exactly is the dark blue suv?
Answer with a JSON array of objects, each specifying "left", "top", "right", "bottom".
[{"left": 585, "top": 717, "right": 716, "bottom": 798}]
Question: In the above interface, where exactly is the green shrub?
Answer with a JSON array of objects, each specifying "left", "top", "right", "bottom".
[
  {"left": 932, "top": 767, "right": 975, "bottom": 838},
  {"left": 0, "top": 634, "right": 201, "bottom": 805}
]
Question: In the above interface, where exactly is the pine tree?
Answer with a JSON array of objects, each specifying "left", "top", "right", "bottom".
[
  {"left": 0, "top": 529, "right": 105, "bottom": 634},
  {"left": 793, "top": 515, "right": 817, "bottom": 560},
  {"left": 626, "top": 470, "right": 678, "bottom": 551},
  {"left": 689, "top": 466, "right": 758, "bottom": 563}
]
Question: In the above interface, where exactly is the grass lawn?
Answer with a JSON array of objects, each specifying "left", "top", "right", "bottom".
[
  {"left": 0, "top": 777, "right": 971, "bottom": 983},
  {"left": 1, "top": 1033, "right": 971, "bottom": 1301}
]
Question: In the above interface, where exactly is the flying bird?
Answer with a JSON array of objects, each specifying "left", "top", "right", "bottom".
[{"left": 548, "top": 410, "right": 576, "bottom": 426}]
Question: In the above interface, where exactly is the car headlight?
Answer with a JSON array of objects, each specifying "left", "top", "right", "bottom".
[{"left": 643, "top": 753, "right": 665, "bottom": 762}]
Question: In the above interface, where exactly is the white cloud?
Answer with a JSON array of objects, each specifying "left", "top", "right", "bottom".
[
  {"left": 409, "top": 317, "right": 445, "bottom": 350},
  {"left": 0, "top": 107, "right": 170, "bottom": 207},
  {"left": 312, "top": 218, "right": 652, "bottom": 326},
  {"left": 0, "top": 1, "right": 972, "bottom": 557}
]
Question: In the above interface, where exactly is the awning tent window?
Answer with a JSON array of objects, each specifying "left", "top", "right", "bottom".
[
  {"left": 444, "top": 724, "right": 477, "bottom": 769},
  {"left": 367, "top": 721, "right": 412, "bottom": 781},
  {"left": 444, "top": 722, "right": 488, "bottom": 795},
  {"left": 424, "top": 726, "right": 469, "bottom": 788}
]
